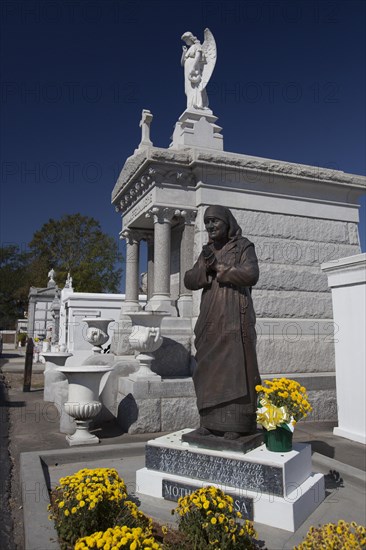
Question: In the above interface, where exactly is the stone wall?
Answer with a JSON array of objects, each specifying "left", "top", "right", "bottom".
[
  {"left": 116, "top": 377, "right": 200, "bottom": 434},
  {"left": 191, "top": 209, "right": 360, "bottom": 317}
]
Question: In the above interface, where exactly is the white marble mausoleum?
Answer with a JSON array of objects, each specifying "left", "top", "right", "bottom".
[
  {"left": 109, "top": 29, "right": 365, "bottom": 432},
  {"left": 109, "top": 105, "right": 365, "bottom": 431}
]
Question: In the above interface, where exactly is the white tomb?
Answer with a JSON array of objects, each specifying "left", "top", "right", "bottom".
[
  {"left": 322, "top": 253, "right": 366, "bottom": 444},
  {"left": 27, "top": 270, "right": 58, "bottom": 339}
]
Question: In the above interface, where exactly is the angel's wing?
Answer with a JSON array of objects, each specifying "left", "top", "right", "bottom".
[{"left": 199, "top": 28, "right": 217, "bottom": 91}]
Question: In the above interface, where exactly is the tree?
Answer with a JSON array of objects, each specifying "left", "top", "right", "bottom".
[
  {"left": 0, "top": 245, "right": 30, "bottom": 329},
  {"left": 28, "top": 214, "right": 122, "bottom": 293}
]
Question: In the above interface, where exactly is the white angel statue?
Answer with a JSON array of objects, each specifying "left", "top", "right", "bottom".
[
  {"left": 48, "top": 268, "right": 56, "bottom": 283},
  {"left": 181, "top": 28, "right": 217, "bottom": 110}
]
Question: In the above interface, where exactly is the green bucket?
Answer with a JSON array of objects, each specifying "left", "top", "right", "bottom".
[{"left": 263, "top": 426, "right": 293, "bottom": 452}]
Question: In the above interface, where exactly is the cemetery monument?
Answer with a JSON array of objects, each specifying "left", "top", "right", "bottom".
[{"left": 184, "top": 205, "right": 261, "bottom": 439}]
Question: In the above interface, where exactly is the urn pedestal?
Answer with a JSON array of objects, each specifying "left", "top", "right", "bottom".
[
  {"left": 40, "top": 351, "right": 72, "bottom": 403},
  {"left": 56, "top": 365, "right": 112, "bottom": 446},
  {"left": 82, "top": 317, "right": 114, "bottom": 354},
  {"left": 124, "top": 311, "right": 167, "bottom": 380},
  {"left": 117, "top": 311, "right": 188, "bottom": 434}
]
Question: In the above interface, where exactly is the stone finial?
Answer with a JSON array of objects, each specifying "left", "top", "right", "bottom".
[
  {"left": 138, "top": 109, "right": 153, "bottom": 149},
  {"left": 47, "top": 268, "right": 56, "bottom": 287},
  {"left": 65, "top": 272, "right": 73, "bottom": 289}
]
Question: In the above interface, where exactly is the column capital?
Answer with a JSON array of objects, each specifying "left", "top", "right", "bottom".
[
  {"left": 180, "top": 209, "right": 197, "bottom": 225},
  {"left": 138, "top": 229, "right": 154, "bottom": 244},
  {"left": 120, "top": 227, "right": 141, "bottom": 314},
  {"left": 120, "top": 228, "right": 144, "bottom": 245},
  {"left": 123, "top": 228, "right": 154, "bottom": 243},
  {"left": 146, "top": 206, "right": 181, "bottom": 224}
]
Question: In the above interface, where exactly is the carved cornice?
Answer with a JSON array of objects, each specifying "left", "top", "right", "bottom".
[
  {"left": 114, "top": 165, "right": 196, "bottom": 214},
  {"left": 164, "top": 169, "right": 195, "bottom": 186},
  {"left": 191, "top": 150, "right": 366, "bottom": 188},
  {"left": 115, "top": 167, "right": 156, "bottom": 213},
  {"left": 112, "top": 147, "right": 366, "bottom": 218}
]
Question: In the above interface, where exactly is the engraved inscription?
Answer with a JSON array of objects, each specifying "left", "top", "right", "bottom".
[
  {"left": 123, "top": 191, "right": 153, "bottom": 226},
  {"left": 162, "top": 480, "right": 253, "bottom": 520},
  {"left": 146, "top": 446, "right": 283, "bottom": 496}
]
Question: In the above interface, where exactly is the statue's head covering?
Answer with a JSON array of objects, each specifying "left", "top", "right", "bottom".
[
  {"left": 181, "top": 31, "right": 197, "bottom": 44},
  {"left": 204, "top": 205, "right": 242, "bottom": 240}
]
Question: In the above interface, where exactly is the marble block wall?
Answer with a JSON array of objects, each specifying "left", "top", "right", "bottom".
[{"left": 116, "top": 378, "right": 200, "bottom": 434}]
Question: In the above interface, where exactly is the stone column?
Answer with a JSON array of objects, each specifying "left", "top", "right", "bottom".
[
  {"left": 177, "top": 209, "right": 197, "bottom": 317},
  {"left": 145, "top": 207, "right": 179, "bottom": 315},
  {"left": 50, "top": 289, "right": 61, "bottom": 346},
  {"left": 111, "top": 228, "right": 141, "bottom": 355},
  {"left": 27, "top": 296, "right": 36, "bottom": 338},
  {"left": 121, "top": 229, "right": 141, "bottom": 313},
  {"left": 145, "top": 232, "right": 154, "bottom": 301}
]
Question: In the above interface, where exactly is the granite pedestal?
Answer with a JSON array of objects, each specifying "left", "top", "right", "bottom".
[
  {"left": 136, "top": 429, "right": 325, "bottom": 531},
  {"left": 117, "top": 378, "right": 200, "bottom": 434},
  {"left": 181, "top": 428, "right": 263, "bottom": 453}
]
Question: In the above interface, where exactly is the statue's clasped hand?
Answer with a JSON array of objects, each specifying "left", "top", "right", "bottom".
[
  {"left": 202, "top": 244, "right": 217, "bottom": 272},
  {"left": 215, "top": 263, "right": 230, "bottom": 282},
  {"left": 202, "top": 244, "right": 213, "bottom": 259}
]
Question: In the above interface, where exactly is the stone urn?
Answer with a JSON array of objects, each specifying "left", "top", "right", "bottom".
[
  {"left": 82, "top": 317, "right": 114, "bottom": 354},
  {"left": 42, "top": 340, "right": 50, "bottom": 353},
  {"left": 124, "top": 311, "right": 167, "bottom": 380},
  {"left": 56, "top": 365, "right": 112, "bottom": 446},
  {"left": 40, "top": 351, "right": 73, "bottom": 403}
]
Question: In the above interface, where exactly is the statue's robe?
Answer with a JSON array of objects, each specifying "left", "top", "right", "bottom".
[{"left": 184, "top": 236, "right": 261, "bottom": 434}]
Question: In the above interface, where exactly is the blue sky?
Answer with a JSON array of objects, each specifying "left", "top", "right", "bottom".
[{"left": 1, "top": 0, "right": 365, "bottom": 290}]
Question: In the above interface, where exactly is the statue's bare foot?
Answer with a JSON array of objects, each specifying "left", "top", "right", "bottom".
[
  {"left": 196, "top": 427, "right": 212, "bottom": 436},
  {"left": 224, "top": 431, "right": 241, "bottom": 440}
]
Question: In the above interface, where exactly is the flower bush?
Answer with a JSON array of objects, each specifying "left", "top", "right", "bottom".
[
  {"left": 75, "top": 526, "right": 161, "bottom": 550},
  {"left": 17, "top": 332, "right": 27, "bottom": 346},
  {"left": 48, "top": 467, "right": 366, "bottom": 550},
  {"left": 48, "top": 467, "right": 151, "bottom": 550},
  {"left": 255, "top": 378, "right": 312, "bottom": 431},
  {"left": 294, "top": 520, "right": 366, "bottom": 549},
  {"left": 171, "top": 486, "right": 260, "bottom": 549}
]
